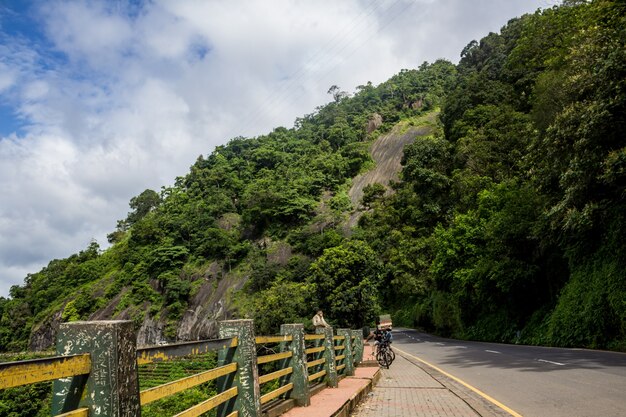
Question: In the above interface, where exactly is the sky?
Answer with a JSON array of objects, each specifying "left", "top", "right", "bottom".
[{"left": 0, "top": 0, "right": 556, "bottom": 297}]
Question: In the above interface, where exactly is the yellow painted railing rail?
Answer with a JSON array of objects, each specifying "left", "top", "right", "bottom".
[
  {"left": 257, "top": 351, "right": 292, "bottom": 365},
  {"left": 140, "top": 362, "right": 237, "bottom": 405},
  {"left": 306, "top": 358, "right": 325, "bottom": 368},
  {"left": 0, "top": 354, "right": 91, "bottom": 390},
  {"left": 260, "top": 382, "right": 294, "bottom": 405},
  {"left": 304, "top": 346, "right": 324, "bottom": 355},
  {"left": 172, "top": 386, "right": 238, "bottom": 417},
  {"left": 255, "top": 335, "right": 293, "bottom": 344},
  {"left": 304, "top": 334, "right": 325, "bottom": 341},
  {"left": 307, "top": 369, "right": 326, "bottom": 382},
  {"left": 259, "top": 367, "right": 293, "bottom": 385}
]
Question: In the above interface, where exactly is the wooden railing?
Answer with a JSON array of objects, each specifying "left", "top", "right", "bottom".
[{"left": 0, "top": 320, "right": 365, "bottom": 417}]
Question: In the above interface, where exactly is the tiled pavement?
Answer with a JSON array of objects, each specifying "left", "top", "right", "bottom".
[
  {"left": 350, "top": 354, "right": 481, "bottom": 417},
  {"left": 281, "top": 366, "right": 379, "bottom": 417},
  {"left": 284, "top": 348, "right": 509, "bottom": 417}
]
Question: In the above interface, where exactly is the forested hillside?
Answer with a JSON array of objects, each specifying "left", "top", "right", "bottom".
[{"left": 0, "top": 0, "right": 624, "bottom": 355}]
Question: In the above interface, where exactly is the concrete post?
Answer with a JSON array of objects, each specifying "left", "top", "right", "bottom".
[
  {"left": 217, "top": 319, "right": 261, "bottom": 417},
  {"left": 337, "top": 329, "right": 354, "bottom": 376},
  {"left": 51, "top": 320, "right": 141, "bottom": 417},
  {"left": 315, "top": 327, "right": 337, "bottom": 388},
  {"left": 280, "top": 324, "right": 310, "bottom": 406},
  {"left": 351, "top": 329, "right": 364, "bottom": 364}
]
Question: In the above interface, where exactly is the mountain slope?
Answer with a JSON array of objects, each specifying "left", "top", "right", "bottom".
[{"left": 1, "top": 0, "right": 625, "bottom": 354}]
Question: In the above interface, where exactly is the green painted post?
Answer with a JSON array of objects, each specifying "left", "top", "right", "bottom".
[
  {"left": 280, "top": 324, "right": 310, "bottom": 406},
  {"left": 337, "top": 329, "right": 354, "bottom": 376},
  {"left": 51, "top": 320, "right": 141, "bottom": 417},
  {"left": 217, "top": 320, "right": 261, "bottom": 417},
  {"left": 351, "top": 329, "right": 364, "bottom": 364},
  {"left": 315, "top": 327, "right": 337, "bottom": 388}
]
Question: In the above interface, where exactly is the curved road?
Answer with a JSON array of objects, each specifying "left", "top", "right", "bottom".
[{"left": 393, "top": 328, "right": 626, "bottom": 417}]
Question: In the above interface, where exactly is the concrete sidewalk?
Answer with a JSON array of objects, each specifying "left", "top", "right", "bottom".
[
  {"left": 282, "top": 349, "right": 514, "bottom": 417},
  {"left": 351, "top": 354, "right": 481, "bottom": 417},
  {"left": 281, "top": 366, "right": 380, "bottom": 417},
  {"left": 352, "top": 350, "right": 517, "bottom": 417}
]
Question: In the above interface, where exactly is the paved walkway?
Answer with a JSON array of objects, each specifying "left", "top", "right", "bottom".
[
  {"left": 351, "top": 354, "right": 482, "bottom": 417},
  {"left": 283, "top": 350, "right": 510, "bottom": 417},
  {"left": 281, "top": 366, "right": 379, "bottom": 417}
]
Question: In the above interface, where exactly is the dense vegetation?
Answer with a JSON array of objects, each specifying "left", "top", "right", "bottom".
[
  {"left": 365, "top": 0, "right": 626, "bottom": 349},
  {"left": 0, "top": 0, "right": 624, "bottom": 371}
]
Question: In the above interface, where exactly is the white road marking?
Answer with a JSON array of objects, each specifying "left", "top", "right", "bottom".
[
  {"left": 435, "top": 342, "right": 445, "bottom": 346},
  {"left": 537, "top": 359, "right": 565, "bottom": 366},
  {"left": 485, "top": 350, "right": 501, "bottom": 354},
  {"left": 453, "top": 346, "right": 468, "bottom": 349}
]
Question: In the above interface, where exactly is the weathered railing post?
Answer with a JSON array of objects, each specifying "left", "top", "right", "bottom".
[
  {"left": 315, "top": 326, "right": 337, "bottom": 388},
  {"left": 51, "top": 320, "right": 140, "bottom": 417},
  {"left": 351, "top": 329, "right": 364, "bottom": 364},
  {"left": 217, "top": 319, "right": 261, "bottom": 417},
  {"left": 280, "top": 323, "right": 310, "bottom": 406},
  {"left": 337, "top": 329, "right": 354, "bottom": 376}
]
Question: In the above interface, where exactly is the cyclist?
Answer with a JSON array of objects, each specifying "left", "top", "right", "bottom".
[
  {"left": 366, "top": 325, "right": 391, "bottom": 357},
  {"left": 382, "top": 326, "right": 393, "bottom": 344},
  {"left": 369, "top": 326, "right": 394, "bottom": 368}
]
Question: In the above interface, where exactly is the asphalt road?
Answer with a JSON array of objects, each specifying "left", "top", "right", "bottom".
[{"left": 392, "top": 328, "right": 626, "bottom": 417}]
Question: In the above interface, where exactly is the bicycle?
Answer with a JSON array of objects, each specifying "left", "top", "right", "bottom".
[{"left": 376, "top": 340, "right": 395, "bottom": 368}]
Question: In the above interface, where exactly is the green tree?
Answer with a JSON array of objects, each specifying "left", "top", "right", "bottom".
[{"left": 308, "top": 241, "right": 383, "bottom": 328}]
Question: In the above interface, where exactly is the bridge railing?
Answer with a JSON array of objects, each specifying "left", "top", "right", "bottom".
[
  {"left": 0, "top": 353, "right": 92, "bottom": 417},
  {"left": 304, "top": 333, "right": 326, "bottom": 387},
  {"left": 0, "top": 320, "right": 365, "bottom": 417},
  {"left": 136, "top": 337, "right": 238, "bottom": 415},
  {"left": 256, "top": 334, "right": 294, "bottom": 406}
]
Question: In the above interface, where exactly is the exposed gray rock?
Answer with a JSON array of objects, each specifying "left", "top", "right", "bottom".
[
  {"left": 366, "top": 113, "right": 383, "bottom": 133},
  {"left": 136, "top": 316, "right": 165, "bottom": 347},
  {"left": 29, "top": 309, "right": 63, "bottom": 351}
]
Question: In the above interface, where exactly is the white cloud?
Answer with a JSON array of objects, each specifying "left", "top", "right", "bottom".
[
  {"left": 0, "top": 0, "right": 551, "bottom": 296},
  {"left": 0, "top": 62, "right": 17, "bottom": 92}
]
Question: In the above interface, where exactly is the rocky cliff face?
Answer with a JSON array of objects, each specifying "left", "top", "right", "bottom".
[
  {"left": 29, "top": 309, "right": 63, "bottom": 351},
  {"left": 173, "top": 273, "right": 245, "bottom": 345},
  {"left": 29, "top": 264, "right": 246, "bottom": 350},
  {"left": 347, "top": 114, "right": 436, "bottom": 228}
]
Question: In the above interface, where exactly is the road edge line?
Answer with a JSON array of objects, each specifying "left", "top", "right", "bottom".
[{"left": 394, "top": 346, "right": 524, "bottom": 417}]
